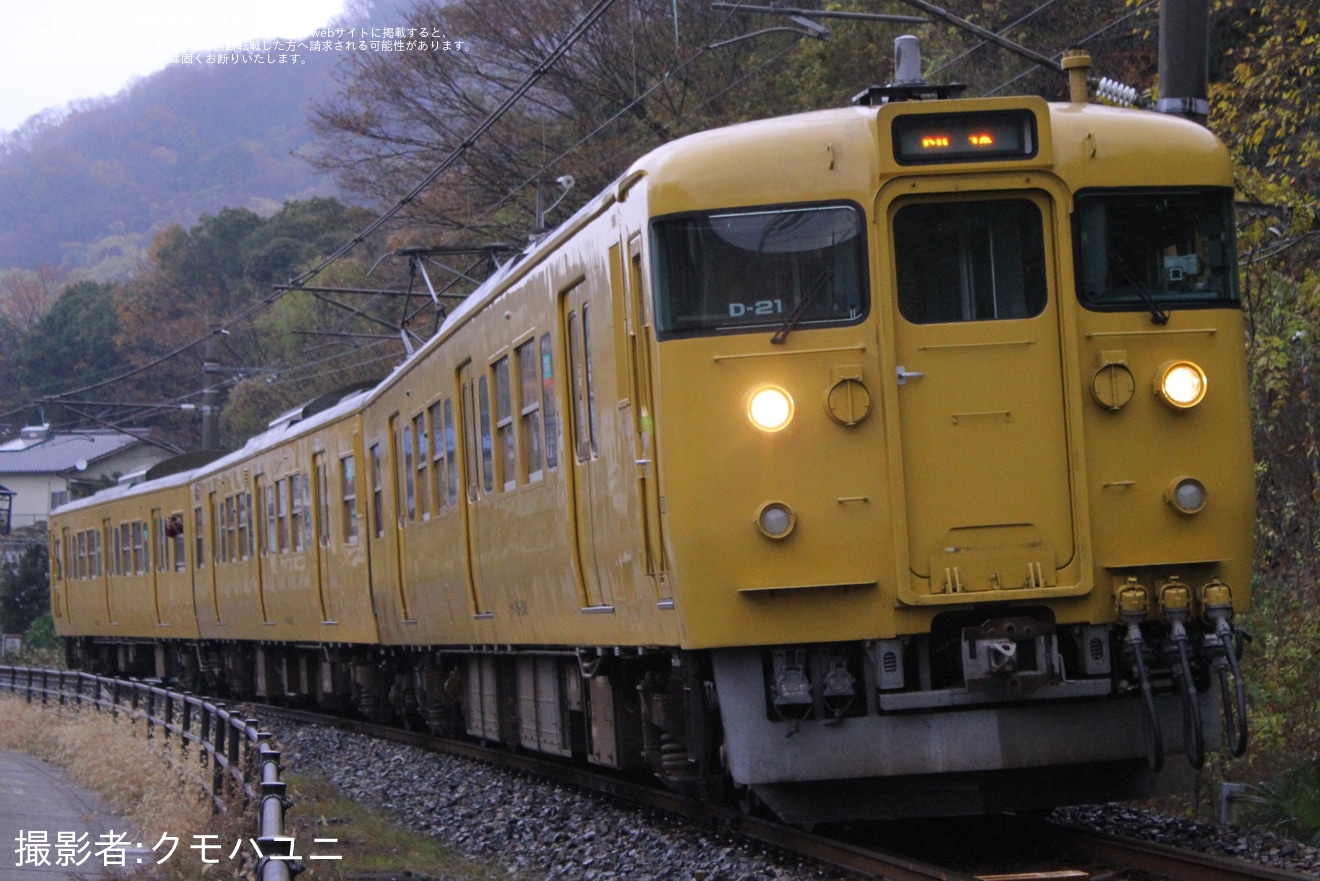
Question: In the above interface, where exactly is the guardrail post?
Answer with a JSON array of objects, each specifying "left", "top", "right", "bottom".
[
  {"left": 164, "top": 691, "right": 174, "bottom": 744},
  {"left": 145, "top": 688, "right": 155, "bottom": 740},
  {"left": 200, "top": 702, "right": 212, "bottom": 770},
  {"left": 110, "top": 679, "right": 120, "bottom": 720},
  {"left": 182, "top": 694, "right": 193, "bottom": 760},
  {"left": 227, "top": 717, "right": 241, "bottom": 801},
  {"left": 213, "top": 703, "right": 227, "bottom": 804}
]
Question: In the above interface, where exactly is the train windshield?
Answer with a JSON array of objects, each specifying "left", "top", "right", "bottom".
[
  {"left": 650, "top": 203, "right": 868, "bottom": 338},
  {"left": 1074, "top": 188, "right": 1238, "bottom": 313}
]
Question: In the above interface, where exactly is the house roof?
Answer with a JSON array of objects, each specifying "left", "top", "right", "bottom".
[{"left": 0, "top": 429, "right": 146, "bottom": 475}]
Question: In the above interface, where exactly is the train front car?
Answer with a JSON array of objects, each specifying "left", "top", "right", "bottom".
[{"left": 643, "top": 93, "right": 1253, "bottom": 820}]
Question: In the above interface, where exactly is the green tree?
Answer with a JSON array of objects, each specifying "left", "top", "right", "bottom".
[
  {"left": 11, "top": 281, "right": 128, "bottom": 407},
  {"left": 1, "top": 544, "right": 49, "bottom": 636}
]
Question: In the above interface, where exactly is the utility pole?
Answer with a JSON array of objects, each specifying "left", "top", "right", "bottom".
[
  {"left": 1157, "top": 0, "right": 1209, "bottom": 126},
  {"left": 201, "top": 361, "right": 219, "bottom": 451}
]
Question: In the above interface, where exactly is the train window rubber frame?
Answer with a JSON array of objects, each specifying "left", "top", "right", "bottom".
[
  {"left": 650, "top": 200, "right": 870, "bottom": 340},
  {"left": 1073, "top": 187, "right": 1239, "bottom": 315}
]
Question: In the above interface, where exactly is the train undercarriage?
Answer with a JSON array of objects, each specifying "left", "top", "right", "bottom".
[{"left": 66, "top": 605, "right": 1247, "bottom": 821}]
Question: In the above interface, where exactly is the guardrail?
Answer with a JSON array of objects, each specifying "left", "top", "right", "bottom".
[{"left": 0, "top": 666, "right": 294, "bottom": 881}]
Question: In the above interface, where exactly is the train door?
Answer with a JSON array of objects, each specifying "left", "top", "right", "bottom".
[
  {"left": 311, "top": 453, "right": 332, "bottom": 622},
  {"left": 562, "top": 280, "right": 612, "bottom": 609},
  {"left": 101, "top": 518, "right": 115, "bottom": 625},
  {"left": 614, "top": 235, "right": 670, "bottom": 603},
  {"left": 150, "top": 507, "right": 164, "bottom": 624},
  {"left": 53, "top": 530, "right": 67, "bottom": 624},
  {"left": 387, "top": 414, "right": 413, "bottom": 620},
  {"left": 886, "top": 187, "right": 1077, "bottom": 602},
  {"left": 457, "top": 360, "right": 490, "bottom": 616}
]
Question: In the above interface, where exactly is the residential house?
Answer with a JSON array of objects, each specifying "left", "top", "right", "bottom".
[{"left": 0, "top": 425, "right": 173, "bottom": 530}]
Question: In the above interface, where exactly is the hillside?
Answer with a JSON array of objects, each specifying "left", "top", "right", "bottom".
[{"left": 0, "top": 46, "right": 342, "bottom": 276}]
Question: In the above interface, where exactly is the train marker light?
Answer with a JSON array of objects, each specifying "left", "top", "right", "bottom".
[
  {"left": 1155, "top": 360, "right": 1207, "bottom": 409},
  {"left": 748, "top": 386, "right": 794, "bottom": 432},
  {"left": 1167, "top": 477, "right": 1207, "bottom": 515},
  {"left": 755, "top": 501, "right": 797, "bottom": 540}
]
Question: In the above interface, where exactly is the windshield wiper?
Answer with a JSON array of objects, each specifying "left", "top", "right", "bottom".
[
  {"left": 1111, "top": 257, "right": 1170, "bottom": 325},
  {"left": 771, "top": 273, "right": 832, "bottom": 344}
]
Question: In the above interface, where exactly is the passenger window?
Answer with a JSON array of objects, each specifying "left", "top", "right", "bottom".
[
  {"left": 413, "top": 413, "right": 428, "bottom": 517},
  {"left": 341, "top": 454, "right": 359, "bottom": 542},
  {"left": 370, "top": 444, "right": 385, "bottom": 538},
  {"left": 894, "top": 198, "right": 1047, "bottom": 324},
  {"left": 428, "top": 402, "right": 446, "bottom": 514},
  {"left": 494, "top": 356, "right": 515, "bottom": 490},
  {"left": 540, "top": 333, "right": 558, "bottom": 470},
  {"left": 444, "top": 398, "right": 458, "bottom": 507},
  {"left": 478, "top": 374, "right": 494, "bottom": 492},
  {"left": 316, "top": 457, "right": 330, "bottom": 546},
  {"left": 171, "top": 512, "right": 185, "bottom": 572},
  {"left": 265, "top": 484, "right": 277, "bottom": 553},
  {"left": 518, "top": 340, "right": 544, "bottom": 482},
  {"left": 194, "top": 506, "right": 204, "bottom": 570},
  {"left": 402, "top": 423, "right": 416, "bottom": 521}
]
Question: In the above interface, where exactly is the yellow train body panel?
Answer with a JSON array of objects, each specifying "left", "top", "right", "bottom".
[{"left": 51, "top": 478, "right": 199, "bottom": 641}]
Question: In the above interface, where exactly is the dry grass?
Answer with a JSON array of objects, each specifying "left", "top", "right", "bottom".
[
  {"left": 0, "top": 693, "right": 253, "bottom": 879},
  {"left": 0, "top": 693, "right": 505, "bottom": 880}
]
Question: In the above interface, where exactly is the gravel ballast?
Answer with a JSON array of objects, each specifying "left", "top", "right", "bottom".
[{"left": 271, "top": 720, "right": 1319, "bottom": 880}]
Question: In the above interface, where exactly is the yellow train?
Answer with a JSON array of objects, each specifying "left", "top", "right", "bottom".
[{"left": 49, "top": 52, "right": 1254, "bottom": 820}]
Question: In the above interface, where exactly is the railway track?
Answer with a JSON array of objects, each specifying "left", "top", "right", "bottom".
[{"left": 253, "top": 703, "right": 1314, "bottom": 881}]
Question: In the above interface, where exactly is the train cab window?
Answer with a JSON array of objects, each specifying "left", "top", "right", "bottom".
[
  {"left": 52, "top": 537, "right": 62, "bottom": 581},
  {"left": 894, "top": 198, "right": 1047, "bottom": 324},
  {"left": 1075, "top": 188, "right": 1238, "bottom": 313},
  {"left": 539, "top": 333, "right": 558, "bottom": 470},
  {"left": 651, "top": 202, "right": 868, "bottom": 338},
  {"left": 494, "top": 356, "right": 515, "bottom": 490},
  {"left": 341, "top": 454, "right": 359, "bottom": 542}
]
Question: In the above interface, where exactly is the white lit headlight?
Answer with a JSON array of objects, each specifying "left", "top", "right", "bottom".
[
  {"left": 748, "top": 386, "right": 794, "bottom": 432},
  {"left": 755, "top": 501, "right": 796, "bottom": 540},
  {"left": 1156, "top": 361, "right": 1207, "bottom": 409},
  {"left": 1167, "top": 477, "right": 1207, "bottom": 514}
]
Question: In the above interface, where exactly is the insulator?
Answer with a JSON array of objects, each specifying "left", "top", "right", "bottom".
[{"left": 1097, "top": 77, "right": 1139, "bottom": 107}]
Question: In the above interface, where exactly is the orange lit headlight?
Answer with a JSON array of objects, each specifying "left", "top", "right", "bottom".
[
  {"left": 748, "top": 386, "right": 794, "bottom": 432},
  {"left": 1155, "top": 360, "right": 1207, "bottom": 409}
]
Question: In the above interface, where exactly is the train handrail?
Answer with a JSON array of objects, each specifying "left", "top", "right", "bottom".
[{"left": 0, "top": 665, "right": 293, "bottom": 881}]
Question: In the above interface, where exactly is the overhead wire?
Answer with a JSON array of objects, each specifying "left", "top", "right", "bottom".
[{"left": 24, "top": 0, "right": 625, "bottom": 428}]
